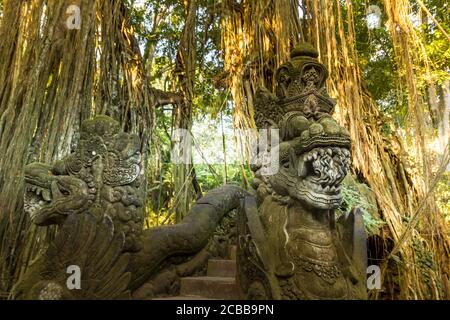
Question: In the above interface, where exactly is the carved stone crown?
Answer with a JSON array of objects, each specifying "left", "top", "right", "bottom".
[
  {"left": 252, "top": 43, "right": 352, "bottom": 210},
  {"left": 254, "top": 43, "right": 337, "bottom": 130},
  {"left": 61, "top": 116, "right": 141, "bottom": 187}
]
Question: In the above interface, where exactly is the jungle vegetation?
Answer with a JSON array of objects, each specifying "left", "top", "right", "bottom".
[{"left": 0, "top": 0, "right": 448, "bottom": 300}]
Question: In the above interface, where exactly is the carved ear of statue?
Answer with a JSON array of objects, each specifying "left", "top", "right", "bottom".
[{"left": 275, "top": 66, "right": 291, "bottom": 99}]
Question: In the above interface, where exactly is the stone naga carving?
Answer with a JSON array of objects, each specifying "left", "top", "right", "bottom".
[
  {"left": 16, "top": 44, "right": 367, "bottom": 300},
  {"left": 236, "top": 43, "right": 368, "bottom": 299},
  {"left": 24, "top": 116, "right": 144, "bottom": 252},
  {"left": 16, "top": 115, "right": 246, "bottom": 299}
]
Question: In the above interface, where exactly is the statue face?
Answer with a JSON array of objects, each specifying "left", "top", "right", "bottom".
[
  {"left": 254, "top": 44, "right": 352, "bottom": 210},
  {"left": 24, "top": 163, "right": 91, "bottom": 225},
  {"left": 23, "top": 116, "right": 144, "bottom": 251},
  {"left": 268, "top": 114, "right": 351, "bottom": 210}
]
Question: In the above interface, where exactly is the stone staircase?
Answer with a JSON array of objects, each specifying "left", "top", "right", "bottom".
[{"left": 156, "top": 245, "right": 239, "bottom": 300}]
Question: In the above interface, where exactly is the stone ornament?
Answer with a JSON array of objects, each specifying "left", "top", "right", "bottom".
[
  {"left": 237, "top": 43, "right": 367, "bottom": 300},
  {"left": 17, "top": 43, "right": 367, "bottom": 300}
]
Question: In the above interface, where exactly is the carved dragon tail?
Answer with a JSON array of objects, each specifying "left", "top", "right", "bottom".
[{"left": 128, "top": 184, "right": 248, "bottom": 290}]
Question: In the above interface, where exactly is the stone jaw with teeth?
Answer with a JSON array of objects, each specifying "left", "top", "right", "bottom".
[
  {"left": 24, "top": 184, "right": 52, "bottom": 221},
  {"left": 302, "top": 147, "right": 350, "bottom": 192},
  {"left": 24, "top": 163, "right": 91, "bottom": 226},
  {"left": 267, "top": 138, "right": 351, "bottom": 210},
  {"left": 255, "top": 102, "right": 353, "bottom": 210},
  {"left": 26, "top": 185, "right": 52, "bottom": 202},
  {"left": 23, "top": 116, "right": 145, "bottom": 252},
  {"left": 239, "top": 43, "right": 367, "bottom": 300}
]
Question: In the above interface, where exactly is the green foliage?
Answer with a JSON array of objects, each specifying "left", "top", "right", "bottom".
[
  {"left": 351, "top": 1, "right": 409, "bottom": 125},
  {"left": 350, "top": 0, "right": 450, "bottom": 129},
  {"left": 412, "top": 237, "right": 442, "bottom": 298},
  {"left": 338, "top": 176, "right": 385, "bottom": 236},
  {"left": 194, "top": 164, "right": 250, "bottom": 191},
  {"left": 134, "top": 0, "right": 449, "bottom": 235},
  {"left": 127, "top": 0, "right": 226, "bottom": 117},
  {"left": 421, "top": 0, "right": 450, "bottom": 84}
]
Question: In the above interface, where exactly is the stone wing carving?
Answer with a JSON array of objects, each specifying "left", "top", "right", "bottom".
[
  {"left": 13, "top": 212, "right": 131, "bottom": 300},
  {"left": 237, "top": 43, "right": 367, "bottom": 299}
]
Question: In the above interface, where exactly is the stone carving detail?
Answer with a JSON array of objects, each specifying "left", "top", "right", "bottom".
[
  {"left": 24, "top": 115, "right": 144, "bottom": 252},
  {"left": 17, "top": 44, "right": 367, "bottom": 300},
  {"left": 237, "top": 43, "right": 368, "bottom": 300},
  {"left": 13, "top": 212, "right": 132, "bottom": 299},
  {"left": 18, "top": 115, "right": 247, "bottom": 300}
]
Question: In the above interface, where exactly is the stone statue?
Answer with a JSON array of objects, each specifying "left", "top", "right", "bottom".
[
  {"left": 236, "top": 43, "right": 368, "bottom": 299},
  {"left": 16, "top": 43, "right": 367, "bottom": 300},
  {"left": 16, "top": 115, "right": 245, "bottom": 299}
]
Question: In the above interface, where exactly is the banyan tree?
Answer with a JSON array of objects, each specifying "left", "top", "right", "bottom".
[{"left": 0, "top": 0, "right": 448, "bottom": 300}]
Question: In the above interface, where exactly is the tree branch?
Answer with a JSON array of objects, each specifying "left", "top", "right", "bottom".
[{"left": 150, "top": 88, "right": 183, "bottom": 107}]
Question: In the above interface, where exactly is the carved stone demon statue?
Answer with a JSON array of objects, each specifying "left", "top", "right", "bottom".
[
  {"left": 16, "top": 43, "right": 367, "bottom": 301},
  {"left": 24, "top": 116, "right": 145, "bottom": 251},
  {"left": 236, "top": 43, "right": 368, "bottom": 299},
  {"left": 16, "top": 116, "right": 245, "bottom": 299}
]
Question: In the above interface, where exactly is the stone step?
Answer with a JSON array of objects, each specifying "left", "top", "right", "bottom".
[
  {"left": 180, "top": 276, "right": 238, "bottom": 300},
  {"left": 207, "top": 259, "right": 236, "bottom": 278},
  {"left": 228, "top": 245, "right": 237, "bottom": 260}
]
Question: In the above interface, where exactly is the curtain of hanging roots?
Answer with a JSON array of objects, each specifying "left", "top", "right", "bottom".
[
  {"left": 220, "top": 0, "right": 298, "bottom": 162},
  {"left": 221, "top": 0, "right": 450, "bottom": 299},
  {"left": 0, "top": 0, "right": 153, "bottom": 295},
  {"left": 304, "top": 0, "right": 449, "bottom": 299},
  {"left": 171, "top": 0, "right": 197, "bottom": 222}
]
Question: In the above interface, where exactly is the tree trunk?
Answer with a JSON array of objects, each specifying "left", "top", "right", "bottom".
[{"left": 0, "top": 0, "right": 154, "bottom": 294}]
